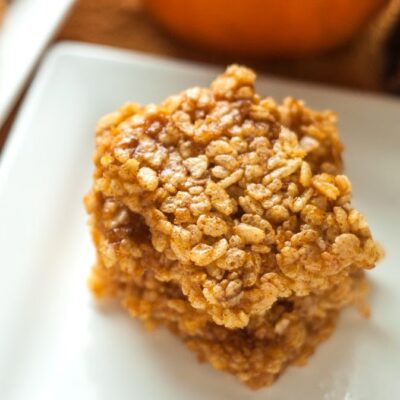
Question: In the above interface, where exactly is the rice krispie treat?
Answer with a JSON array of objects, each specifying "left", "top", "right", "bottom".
[{"left": 85, "top": 65, "right": 382, "bottom": 388}]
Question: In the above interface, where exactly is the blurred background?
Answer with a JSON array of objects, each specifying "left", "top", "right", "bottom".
[
  {"left": 0, "top": 0, "right": 399, "bottom": 147},
  {"left": 60, "top": 0, "right": 400, "bottom": 91}
]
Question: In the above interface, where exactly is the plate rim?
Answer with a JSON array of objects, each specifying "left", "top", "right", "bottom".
[{"left": 0, "top": 0, "right": 75, "bottom": 127}]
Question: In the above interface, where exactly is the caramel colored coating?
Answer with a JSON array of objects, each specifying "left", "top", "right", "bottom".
[
  {"left": 90, "top": 261, "right": 368, "bottom": 389},
  {"left": 85, "top": 65, "right": 382, "bottom": 388}
]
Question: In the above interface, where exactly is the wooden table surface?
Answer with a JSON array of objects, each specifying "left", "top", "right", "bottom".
[{"left": 1, "top": 0, "right": 399, "bottom": 150}]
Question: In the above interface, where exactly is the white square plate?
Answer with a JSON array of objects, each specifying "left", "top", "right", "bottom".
[
  {"left": 0, "top": 0, "right": 74, "bottom": 126},
  {"left": 0, "top": 42, "right": 399, "bottom": 400}
]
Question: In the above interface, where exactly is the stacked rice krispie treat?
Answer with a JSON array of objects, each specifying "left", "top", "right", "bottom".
[{"left": 85, "top": 65, "right": 382, "bottom": 389}]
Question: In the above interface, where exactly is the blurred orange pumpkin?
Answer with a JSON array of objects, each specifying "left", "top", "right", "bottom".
[
  {"left": 0, "top": 0, "right": 6, "bottom": 24},
  {"left": 146, "top": 0, "right": 387, "bottom": 57}
]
